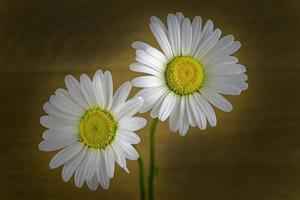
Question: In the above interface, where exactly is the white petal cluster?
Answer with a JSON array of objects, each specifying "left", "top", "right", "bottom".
[
  {"left": 39, "top": 70, "right": 146, "bottom": 190},
  {"left": 131, "top": 12, "right": 248, "bottom": 135}
]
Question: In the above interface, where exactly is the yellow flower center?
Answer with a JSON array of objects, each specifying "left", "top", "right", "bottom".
[
  {"left": 79, "top": 108, "right": 118, "bottom": 149},
  {"left": 165, "top": 56, "right": 205, "bottom": 95}
]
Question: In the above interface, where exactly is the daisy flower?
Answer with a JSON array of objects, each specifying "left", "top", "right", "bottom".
[
  {"left": 131, "top": 12, "right": 248, "bottom": 135},
  {"left": 39, "top": 70, "right": 146, "bottom": 191}
]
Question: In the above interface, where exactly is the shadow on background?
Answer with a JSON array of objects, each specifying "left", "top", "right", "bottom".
[{"left": 0, "top": 0, "right": 299, "bottom": 199}]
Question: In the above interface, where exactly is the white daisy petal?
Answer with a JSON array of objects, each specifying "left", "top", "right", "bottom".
[
  {"left": 62, "top": 147, "right": 87, "bottom": 182},
  {"left": 181, "top": 18, "right": 192, "bottom": 55},
  {"left": 112, "top": 81, "right": 132, "bottom": 112},
  {"left": 43, "top": 102, "right": 78, "bottom": 121},
  {"left": 194, "top": 29, "right": 221, "bottom": 60},
  {"left": 132, "top": 42, "right": 168, "bottom": 64},
  {"left": 192, "top": 19, "right": 214, "bottom": 56},
  {"left": 119, "top": 141, "right": 139, "bottom": 160},
  {"left": 80, "top": 74, "right": 97, "bottom": 107},
  {"left": 145, "top": 46, "right": 168, "bottom": 64},
  {"left": 49, "top": 143, "right": 83, "bottom": 169},
  {"left": 189, "top": 95, "right": 207, "bottom": 129},
  {"left": 211, "top": 35, "right": 235, "bottom": 53},
  {"left": 85, "top": 150, "right": 99, "bottom": 180},
  {"left": 202, "top": 35, "right": 234, "bottom": 62},
  {"left": 74, "top": 152, "right": 89, "bottom": 188},
  {"left": 42, "top": 127, "right": 77, "bottom": 139},
  {"left": 40, "top": 116, "right": 76, "bottom": 129},
  {"left": 136, "top": 50, "right": 165, "bottom": 71},
  {"left": 42, "top": 129, "right": 50, "bottom": 139},
  {"left": 208, "top": 75, "right": 248, "bottom": 91},
  {"left": 206, "top": 64, "right": 246, "bottom": 76},
  {"left": 97, "top": 152, "right": 110, "bottom": 189},
  {"left": 150, "top": 22, "right": 174, "bottom": 59},
  {"left": 199, "top": 19, "right": 214, "bottom": 43},
  {"left": 204, "top": 41, "right": 241, "bottom": 66},
  {"left": 217, "top": 41, "right": 241, "bottom": 57},
  {"left": 131, "top": 76, "right": 164, "bottom": 88},
  {"left": 169, "top": 97, "right": 181, "bottom": 132},
  {"left": 208, "top": 74, "right": 247, "bottom": 83},
  {"left": 119, "top": 117, "right": 147, "bottom": 131},
  {"left": 65, "top": 75, "right": 89, "bottom": 109},
  {"left": 185, "top": 95, "right": 197, "bottom": 127},
  {"left": 55, "top": 88, "right": 69, "bottom": 97},
  {"left": 92, "top": 69, "right": 106, "bottom": 108},
  {"left": 167, "top": 14, "right": 181, "bottom": 56},
  {"left": 178, "top": 96, "right": 189, "bottom": 136},
  {"left": 176, "top": 12, "right": 184, "bottom": 23},
  {"left": 206, "top": 81, "right": 241, "bottom": 95},
  {"left": 193, "top": 92, "right": 217, "bottom": 127},
  {"left": 114, "top": 97, "right": 143, "bottom": 120},
  {"left": 235, "top": 82, "right": 248, "bottom": 91},
  {"left": 101, "top": 71, "right": 113, "bottom": 109},
  {"left": 103, "top": 147, "right": 115, "bottom": 178},
  {"left": 191, "top": 16, "right": 202, "bottom": 54},
  {"left": 39, "top": 130, "right": 77, "bottom": 151},
  {"left": 150, "top": 91, "right": 169, "bottom": 118},
  {"left": 200, "top": 87, "right": 233, "bottom": 112},
  {"left": 79, "top": 151, "right": 98, "bottom": 188},
  {"left": 158, "top": 92, "right": 178, "bottom": 121},
  {"left": 87, "top": 175, "right": 99, "bottom": 191},
  {"left": 150, "top": 16, "right": 168, "bottom": 33},
  {"left": 111, "top": 142, "right": 127, "bottom": 170},
  {"left": 130, "top": 63, "right": 162, "bottom": 77},
  {"left": 132, "top": 41, "right": 151, "bottom": 50},
  {"left": 203, "top": 56, "right": 239, "bottom": 68},
  {"left": 135, "top": 86, "right": 167, "bottom": 113},
  {"left": 50, "top": 95, "right": 84, "bottom": 117},
  {"left": 117, "top": 129, "right": 141, "bottom": 144},
  {"left": 135, "top": 56, "right": 163, "bottom": 73}
]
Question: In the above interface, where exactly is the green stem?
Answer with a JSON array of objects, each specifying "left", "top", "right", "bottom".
[
  {"left": 138, "top": 155, "right": 146, "bottom": 200},
  {"left": 148, "top": 118, "right": 159, "bottom": 200}
]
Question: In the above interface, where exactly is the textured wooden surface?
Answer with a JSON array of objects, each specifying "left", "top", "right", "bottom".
[{"left": 0, "top": 0, "right": 300, "bottom": 199}]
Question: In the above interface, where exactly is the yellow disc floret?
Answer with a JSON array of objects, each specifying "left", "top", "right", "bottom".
[
  {"left": 79, "top": 108, "right": 118, "bottom": 149},
  {"left": 165, "top": 56, "right": 205, "bottom": 95}
]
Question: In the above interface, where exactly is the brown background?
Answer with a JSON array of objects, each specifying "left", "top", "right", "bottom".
[{"left": 0, "top": 0, "right": 299, "bottom": 199}]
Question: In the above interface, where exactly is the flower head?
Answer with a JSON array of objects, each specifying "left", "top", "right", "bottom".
[
  {"left": 131, "top": 12, "right": 248, "bottom": 135},
  {"left": 39, "top": 70, "right": 146, "bottom": 190}
]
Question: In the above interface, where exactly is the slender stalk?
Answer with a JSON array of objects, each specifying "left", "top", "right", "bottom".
[
  {"left": 148, "top": 118, "right": 159, "bottom": 200},
  {"left": 138, "top": 155, "right": 146, "bottom": 200}
]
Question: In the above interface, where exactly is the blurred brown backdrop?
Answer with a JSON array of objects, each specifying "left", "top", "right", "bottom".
[{"left": 0, "top": 0, "right": 300, "bottom": 199}]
